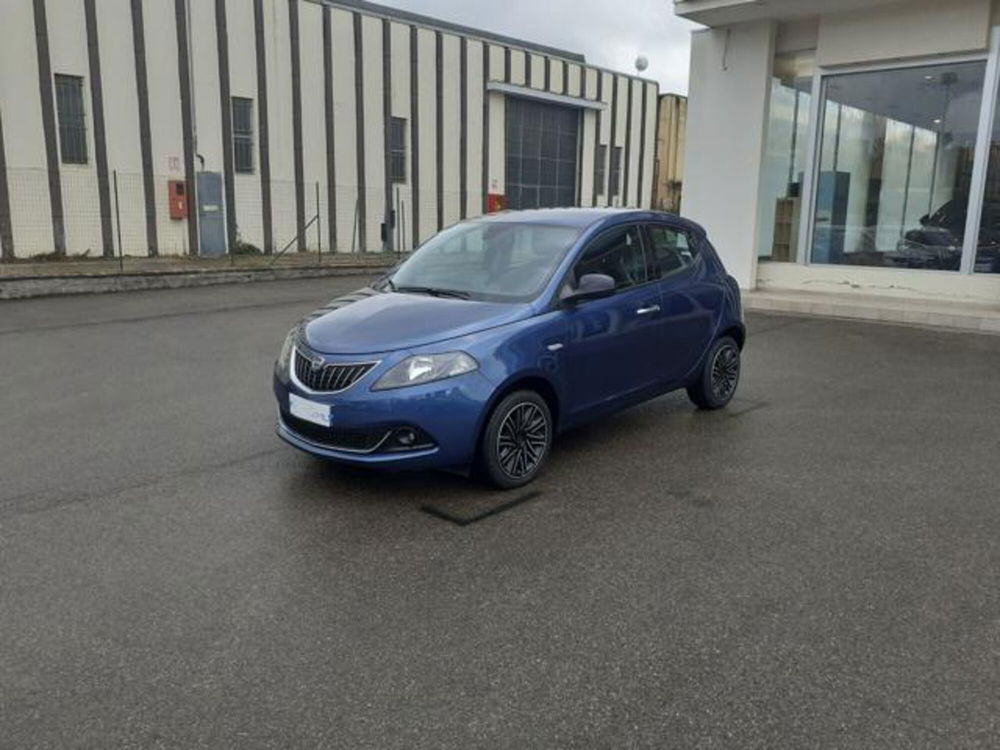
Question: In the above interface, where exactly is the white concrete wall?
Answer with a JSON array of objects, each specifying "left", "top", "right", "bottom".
[
  {"left": 528, "top": 53, "right": 544, "bottom": 90},
  {"left": 816, "top": 0, "right": 991, "bottom": 66},
  {"left": 579, "top": 109, "right": 596, "bottom": 208},
  {"left": 264, "top": 0, "right": 295, "bottom": 251},
  {"left": 415, "top": 27, "right": 437, "bottom": 242},
  {"left": 360, "top": 15, "right": 384, "bottom": 252},
  {"left": 485, "top": 43, "right": 505, "bottom": 199},
  {"left": 465, "top": 39, "right": 485, "bottom": 220},
  {"left": 299, "top": 0, "right": 326, "bottom": 252},
  {"left": 330, "top": 7, "right": 357, "bottom": 251},
  {"left": 625, "top": 78, "right": 643, "bottom": 207},
  {"left": 440, "top": 34, "right": 462, "bottom": 228},
  {"left": 567, "top": 63, "right": 582, "bottom": 98},
  {"left": 98, "top": 0, "right": 145, "bottom": 253},
  {"left": 226, "top": 0, "right": 262, "bottom": 251},
  {"left": 144, "top": 0, "right": 188, "bottom": 255},
  {"left": 595, "top": 70, "right": 611, "bottom": 205},
  {"left": 640, "top": 82, "right": 657, "bottom": 208},
  {"left": 510, "top": 50, "right": 526, "bottom": 87},
  {"left": 47, "top": 0, "right": 102, "bottom": 255},
  {"left": 0, "top": 0, "right": 657, "bottom": 258},
  {"left": 682, "top": 21, "right": 775, "bottom": 288},
  {"left": 0, "top": 1, "right": 52, "bottom": 255}
]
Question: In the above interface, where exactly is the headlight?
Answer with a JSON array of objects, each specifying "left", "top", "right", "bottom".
[
  {"left": 277, "top": 327, "right": 297, "bottom": 373},
  {"left": 372, "top": 352, "right": 478, "bottom": 391}
]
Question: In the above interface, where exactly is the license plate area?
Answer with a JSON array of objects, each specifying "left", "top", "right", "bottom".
[{"left": 289, "top": 393, "right": 331, "bottom": 427}]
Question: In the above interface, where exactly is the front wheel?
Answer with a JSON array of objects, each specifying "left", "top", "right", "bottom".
[
  {"left": 479, "top": 390, "right": 553, "bottom": 489},
  {"left": 687, "top": 336, "right": 741, "bottom": 410}
]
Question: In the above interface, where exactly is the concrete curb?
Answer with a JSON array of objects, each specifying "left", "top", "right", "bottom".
[{"left": 0, "top": 264, "right": 393, "bottom": 300}]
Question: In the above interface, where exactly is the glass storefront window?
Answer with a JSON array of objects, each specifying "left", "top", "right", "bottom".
[
  {"left": 757, "top": 52, "right": 814, "bottom": 262},
  {"left": 810, "top": 61, "right": 986, "bottom": 270},
  {"left": 974, "top": 81, "right": 1000, "bottom": 273}
]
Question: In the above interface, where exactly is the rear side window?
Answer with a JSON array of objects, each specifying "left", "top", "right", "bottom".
[
  {"left": 646, "top": 224, "right": 698, "bottom": 279},
  {"left": 572, "top": 225, "right": 647, "bottom": 290}
]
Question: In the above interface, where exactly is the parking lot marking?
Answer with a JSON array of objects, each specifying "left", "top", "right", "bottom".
[{"left": 421, "top": 490, "right": 543, "bottom": 526}]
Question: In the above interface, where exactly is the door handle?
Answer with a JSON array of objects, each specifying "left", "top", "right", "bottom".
[{"left": 636, "top": 305, "right": 661, "bottom": 315}]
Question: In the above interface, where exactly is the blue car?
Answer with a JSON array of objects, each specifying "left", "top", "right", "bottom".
[{"left": 274, "top": 208, "right": 744, "bottom": 488}]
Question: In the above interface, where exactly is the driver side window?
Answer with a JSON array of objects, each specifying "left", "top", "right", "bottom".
[{"left": 572, "top": 225, "right": 647, "bottom": 291}]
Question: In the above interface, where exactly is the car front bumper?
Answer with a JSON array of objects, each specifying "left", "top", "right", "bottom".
[{"left": 272, "top": 365, "right": 496, "bottom": 470}]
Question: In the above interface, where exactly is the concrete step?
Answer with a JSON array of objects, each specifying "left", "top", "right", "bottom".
[{"left": 743, "top": 289, "right": 1000, "bottom": 335}]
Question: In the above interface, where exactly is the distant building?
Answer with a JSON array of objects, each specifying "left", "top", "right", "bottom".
[
  {"left": 674, "top": 0, "right": 1000, "bottom": 307},
  {"left": 0, "top": 0, "right": 658, "bottom": 260},
  {"left": 652, "top": 93, "right": 686, "bottom": 214}
]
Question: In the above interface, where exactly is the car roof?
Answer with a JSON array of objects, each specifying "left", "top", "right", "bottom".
[{"left": 470, "top": 207, "right": 705, "bottom": 235}]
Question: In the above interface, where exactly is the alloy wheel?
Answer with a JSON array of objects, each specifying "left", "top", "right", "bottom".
[
  {"left": 711, "top": 344, "right": 740, "bottom": 401},
  {"left": 496, "top": 402, "right": 549, "bottom": 479}
]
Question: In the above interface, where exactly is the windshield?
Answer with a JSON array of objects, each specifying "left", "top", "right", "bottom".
[{"left": 388, "top": 221, "right": 582, "bottom": 302}]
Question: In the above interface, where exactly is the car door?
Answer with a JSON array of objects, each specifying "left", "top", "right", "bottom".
[
  {"left": 644, "top": 223, "right": 722, "bottom": 384},
  {"left": 558, "top": 224, "right": 665, "bottom": 418}
]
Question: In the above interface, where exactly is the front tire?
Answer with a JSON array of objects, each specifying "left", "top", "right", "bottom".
[
  {"left": 687, "top": 336, "right": 741, "bottom": 410},
  {"left": 479, "top": 390, "right": 552, "bottom": 489}
]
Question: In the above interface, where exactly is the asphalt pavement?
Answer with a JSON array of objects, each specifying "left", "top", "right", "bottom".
[{"left": 3, "top": 277, "right": 1000, "bottom": 748}]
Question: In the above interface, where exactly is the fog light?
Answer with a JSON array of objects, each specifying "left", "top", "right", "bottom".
[{"left": 395, "top": 428, "right": 417, "bottom": 447}]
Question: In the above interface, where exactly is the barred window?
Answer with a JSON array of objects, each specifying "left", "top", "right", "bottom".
[
  {"left": 389, "top": 117, "right": 407, "bottom": 183},
  {"left": 55, "top": 75, "right": 87, "bottom": 165},
  {"left": 609, "top": 146, "right": 623, "bottom": 198},
  {"left": 232, "top": 97, "right": 254, "bottom": 174},
  {"left": 595, "top": 144, "right": 607, "bottom": 195}
]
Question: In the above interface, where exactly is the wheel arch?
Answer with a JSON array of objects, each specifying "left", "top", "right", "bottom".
[
  {"left": 721, "top": 323, "right": 746, "bottom": 350},
  {"left": 480, "top": 373, "right": 561, "bottom": 433}
]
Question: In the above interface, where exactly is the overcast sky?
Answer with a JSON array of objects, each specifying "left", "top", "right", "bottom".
[{"left": 372, "top": 0, "right": 699, "bottom": 95}]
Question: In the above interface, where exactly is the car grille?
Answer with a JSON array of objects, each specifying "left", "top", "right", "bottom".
[
  {"left": 281, "top": 412, "right": 389, "bottom": 452},
  {"left": 293, "top": 348, "right": 375, "bottom": 392}
]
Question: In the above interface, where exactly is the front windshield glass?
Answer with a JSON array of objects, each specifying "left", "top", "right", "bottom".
[{"left": 388, "top": 221, "right": 581, "bottom": 302}]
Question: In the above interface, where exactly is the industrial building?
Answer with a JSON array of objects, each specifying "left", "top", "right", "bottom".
[
  {"left": 0, "top": 0, "right": 658, "bottom": 259},
  {"left": 676, "top": 0, "right": 1000, "bottom": 308}
]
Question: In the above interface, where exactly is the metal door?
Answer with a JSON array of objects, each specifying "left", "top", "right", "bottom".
[
  {"left": 505, "top": 97, "right": 579, "bottom": 210},
  {"left": 196, "top": 171, "right": 227, "bottom": 257}
]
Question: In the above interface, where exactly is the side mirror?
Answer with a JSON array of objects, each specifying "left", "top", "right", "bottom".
[
  {"left": 919, "top": 213, "right": 930, "bottom": 226},
  {"left": 561, "top": 273, "right": 616, "bottom": 304}
]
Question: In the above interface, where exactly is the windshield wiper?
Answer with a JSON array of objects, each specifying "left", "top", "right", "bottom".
[{"left": 394, "top": 285, "right": 470, "bottom": 300}]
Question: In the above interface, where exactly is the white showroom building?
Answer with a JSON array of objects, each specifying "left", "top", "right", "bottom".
[
  {"left": 676, "top": 0, "right": 1000, "bottom": 306},
  {"left": 0, "top": 0, "right": 657, "bottom": 259}
]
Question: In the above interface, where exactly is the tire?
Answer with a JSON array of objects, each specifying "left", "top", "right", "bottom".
[
  {"left": 687, "top": 336, "right": 741, "bottom": 410},
  {"left": 479, "top": 390, "right": 553, "bottom": 489}
]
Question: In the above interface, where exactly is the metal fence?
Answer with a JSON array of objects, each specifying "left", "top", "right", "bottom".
[{"left": 0, "top": 168, "right": 480, "bottom": 275}]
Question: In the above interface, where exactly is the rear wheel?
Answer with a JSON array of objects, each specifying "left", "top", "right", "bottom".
[
  {"left": 479, "top": 390, "right": 552, "bottom": 489},
  {"left": 687, "top": 336, "right": 741, "bottom": 410}
]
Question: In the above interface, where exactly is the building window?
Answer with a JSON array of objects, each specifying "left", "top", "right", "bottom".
[
  {"left": 595, "top": 144, "right": 607, "bottom": 195},
  {"left": 389, "top": 117, "right": 407, "bottom": 183},
  {"left": 609, "top": 146, "right": 623, "bottom": 197},
  {"left": 232, "top": 97, "right": 254, "bottom": 174},
  {"left": 974, "top": 77, "right": 1000, "bottom": 273},
  {"left": 757, "top": 52, "right": 814, "bottom": 262},
  {"left": 809, "top": 61, "right": 986, "bottom": 270},
  {"left": 54, "top": 75, "right": 87, "bottom": 165}
]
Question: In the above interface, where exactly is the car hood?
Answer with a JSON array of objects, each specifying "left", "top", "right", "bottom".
[{"left": 303, "top": 290, "right": 532, "bottom": 354}]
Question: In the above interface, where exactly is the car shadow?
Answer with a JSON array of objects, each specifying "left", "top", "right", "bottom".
[{"left": 281, "top": 391, "right": 700, "bottom": 504}]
